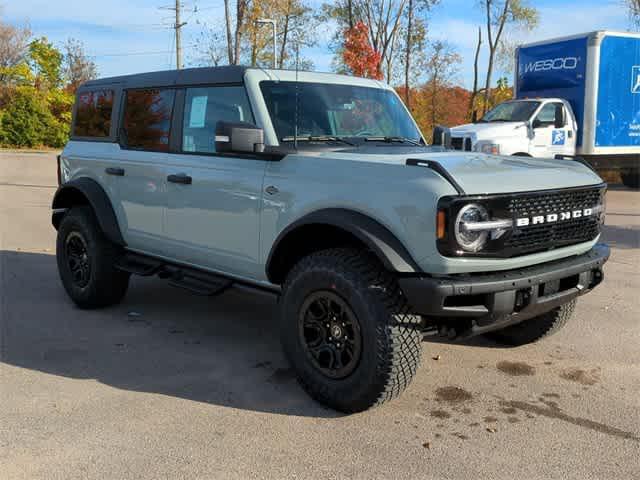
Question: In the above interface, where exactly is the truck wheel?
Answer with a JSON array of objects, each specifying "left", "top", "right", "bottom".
[
  {"left": 56, "top": 206, "right": 130, "bottom": 309},
  {"left": 486, "top": 299, "right": 576, "bottom": 346},
  {"left": 621, "top": 169, "right": 640, "bottom": 189},
  {"left": 279, "top": 248, "right": 423, "bottom": 413}
]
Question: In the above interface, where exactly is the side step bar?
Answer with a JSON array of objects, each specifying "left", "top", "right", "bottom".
[
  {"left": 166, "top": 267, "right": 232, "bottom": 296},
  {"left": 116, "top": 253, "right": 163, "bottom": 276},
  {"left": 115, "top": 251, "right": 271, "bottom": 297}
]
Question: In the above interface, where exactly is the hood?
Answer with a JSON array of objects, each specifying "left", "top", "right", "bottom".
[
  {"left": 308, "top": 146, "right": 603, "bottom": 195},
  {"left": 450, "top": 122, "right": 526, "bottom": 140}
]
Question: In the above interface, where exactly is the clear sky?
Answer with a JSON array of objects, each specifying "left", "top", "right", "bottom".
[{"left": 3, "top": 0, "right": 633, "bottom": 88}]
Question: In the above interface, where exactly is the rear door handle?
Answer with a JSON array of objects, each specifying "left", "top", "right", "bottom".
[
  {"left": 105, "top": 167, "right": 125, "bottom": 176},
  {"left": 167, "top": 173, "right": 192, "bottom": 185}
]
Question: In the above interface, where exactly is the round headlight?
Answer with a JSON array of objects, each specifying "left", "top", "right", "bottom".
[{"left": 454, "top": 204, "right": 490, "bottom": 252}]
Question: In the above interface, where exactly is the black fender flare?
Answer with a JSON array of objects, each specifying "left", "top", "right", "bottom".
[
  {"left": 266, "top": 209, "right": 420, "bottom": 284},
  {"left": 51, "top": 178, "right": 125, "bottom": 246}
]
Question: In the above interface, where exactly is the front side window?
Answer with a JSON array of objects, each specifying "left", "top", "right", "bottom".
[
  {"left": 259, "top": 81, "right": 420, "bottom": 142},
  {"left": 182, "top": 86, "right": 254, "bottom": 153},
  {"left": 123, "top": 89, "right": 175, "bottom": 151},
  {"left": 74, "top": 89, "right": 114, "bottom": 137},
  {"left": 534, "top": 103, "right": 563, "bottom": 127},
  {"left": 481, "top": 101, "right": 540, "bottom": 123}
]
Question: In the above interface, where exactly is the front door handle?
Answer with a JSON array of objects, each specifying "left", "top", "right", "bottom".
[
  {"left": 167, "top": 173, "right": 192, "bottom": 185},
  {"left": 105, "top": 167, "right": 125, "bottom": 176}
]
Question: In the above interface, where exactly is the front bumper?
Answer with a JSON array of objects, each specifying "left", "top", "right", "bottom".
[{"left": 398, "top": 244, "right": 610, "bottom": 337}]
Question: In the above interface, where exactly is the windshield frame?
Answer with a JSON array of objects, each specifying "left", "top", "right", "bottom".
[
  {"left": 258, "top": 80, "right": 424, "bottom": 146},
  {"left": 480, "top": 100, "right": 541, "bottom": 123}
]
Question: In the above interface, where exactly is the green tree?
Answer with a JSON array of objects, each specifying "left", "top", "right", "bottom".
[
  {"left": 28, "top": 37, "right": 63, "bottom": 89},
  {"left": 0, "top": 30, "right": 74, "bottom": 148},
  {"left": 0, "top": 86, "right": 49, "bottom": 147}
]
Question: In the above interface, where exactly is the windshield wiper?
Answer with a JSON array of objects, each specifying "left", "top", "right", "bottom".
[
  {"left": 363, "top": 136, "right": 422, "bottom": 146},
  {"left": 281, "top": 135, "right": 356, "bottom": 146}
]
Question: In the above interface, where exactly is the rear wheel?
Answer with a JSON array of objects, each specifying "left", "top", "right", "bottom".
[
  {"left": 56, "top": 206, "right": 130, "bottom": 308},
  {"left": 485, "top": 299, "right": 576, "bottom": 346},
  {"left": 279, "top": 248, "right": 423, "bottom": 413},
  {"left": 621, "top": 169, "right": 640, "bottom": 189}
]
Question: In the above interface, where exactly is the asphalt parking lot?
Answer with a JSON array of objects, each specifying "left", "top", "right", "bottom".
[{"left": 1, "top": 151, "right": 639, "bottom": 479}]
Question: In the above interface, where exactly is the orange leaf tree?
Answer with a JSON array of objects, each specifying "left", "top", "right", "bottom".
[{"left": 342, "top": 21, "right": 382, "bottom": 80}]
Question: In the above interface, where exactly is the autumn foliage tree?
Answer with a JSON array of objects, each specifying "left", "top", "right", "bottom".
[
  {"left": 0, "top": 23, "right": 90, "bottom": 148},
  {"left": 403, "top": 85, "right": 470, "bottom": 138},
  {"left": 342, "top": 21, "right": 382, "bottom": 80}
]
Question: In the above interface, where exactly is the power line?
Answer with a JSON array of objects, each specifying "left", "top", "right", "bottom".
[{"left": 92, "top": 50, "right": 176, "bottom": 57}]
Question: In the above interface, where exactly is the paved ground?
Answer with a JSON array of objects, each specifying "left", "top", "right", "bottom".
[{"left": 1, "top": 152, "right": 639, "bottom": 480}]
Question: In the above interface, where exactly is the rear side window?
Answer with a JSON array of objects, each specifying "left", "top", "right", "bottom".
[
  {"left": 123, "top": 89, "right": 175, "bottom": 152},
  {"left": 182, "top": 86, "right": 254, "bottom": 153},
  {"left": 74, "top": 89, "right": 114, "bottom": 137}
]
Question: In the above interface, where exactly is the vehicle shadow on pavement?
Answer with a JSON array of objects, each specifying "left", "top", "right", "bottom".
[
  {"left": 0, "top": 250, "right": 342, "bottom": 418},
  {"left": 601, "top": 224, "right": 640, "bottom": 250}
]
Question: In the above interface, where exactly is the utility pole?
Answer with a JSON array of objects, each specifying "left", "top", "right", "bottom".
[
  {"left": 175, "top": 0, "right": 182, "bottom": 69},
  {"left": 162, "top": 1, "right": 187, "bottom": 69}
]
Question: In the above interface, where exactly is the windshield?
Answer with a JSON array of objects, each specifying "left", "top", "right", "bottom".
[
  {"left": 480, "top": 101, "right": 541, "bottom": 123},
  {"left": 260, "top": 81, "right": 421, "bottom": 142}
]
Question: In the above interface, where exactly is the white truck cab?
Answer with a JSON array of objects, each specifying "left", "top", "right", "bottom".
[
  {"left": 450, "top": 98, "right": 577, "bottom": 158},
  {"left": 448, "top": 31, "right": 640, "bottom": 188}
]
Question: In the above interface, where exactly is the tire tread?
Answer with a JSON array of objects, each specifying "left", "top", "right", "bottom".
[
  {"left": 281, "top": 248, "right": 422, "bottom": 412},
  {"left": 487, "top": 299, "right": 576, "bottom": 346}
]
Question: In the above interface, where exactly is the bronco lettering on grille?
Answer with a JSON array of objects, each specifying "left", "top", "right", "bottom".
[{"left": 516, "top": 208, "right": 595, "bottom": 227}]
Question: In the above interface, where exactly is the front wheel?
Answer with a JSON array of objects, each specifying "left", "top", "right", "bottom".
[
  {"left": 485, "top": 299, "right": 576, "bottom": 346},
  {"left": 279, "top": 248, "right": 423, "bottom": 413}
]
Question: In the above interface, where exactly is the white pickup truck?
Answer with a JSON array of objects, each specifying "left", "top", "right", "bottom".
[{"left": 449, "top": 31, "right": 640, "bottom": 189}]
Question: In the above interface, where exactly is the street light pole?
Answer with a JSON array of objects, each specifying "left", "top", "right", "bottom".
[{"left": 256, "top": 18, "right": 277, "bottom": 69}]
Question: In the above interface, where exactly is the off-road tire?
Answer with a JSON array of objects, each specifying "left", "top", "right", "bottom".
[
  {"left": 486, "top": 299, "right": 577, "bottom": 346},
  {"left": 56, "top": 206, "right": 130, "bottom": 308},
  {"left": 621, "top": 169, "right": 640, "bottom": 189},
  {"left": 279, "top": 248, "right": 423, "bottom": 413}
]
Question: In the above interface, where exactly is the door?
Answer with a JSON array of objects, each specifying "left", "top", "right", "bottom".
[
  {"left": 530, "top": 102, "right": 576, "bottom": 158},
  {"left": 109, "top": 88, "right": 175, "bottom": 255},
  {"left": 163, "top": 85, "right": 266, "bottom": 279}
]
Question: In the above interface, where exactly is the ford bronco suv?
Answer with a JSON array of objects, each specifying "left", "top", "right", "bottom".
[{"left": 53, "top": 66, "right": 609, "bottom": 412}]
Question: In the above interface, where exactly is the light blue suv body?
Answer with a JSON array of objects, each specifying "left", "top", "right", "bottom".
[{"left": 53, "top": 66, "right": 610, "bottom": 412}]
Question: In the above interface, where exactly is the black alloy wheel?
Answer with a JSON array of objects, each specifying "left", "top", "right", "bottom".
[
  {"left": 298, "top": 291, "right": 362, "bottom": 379},
  {"left": 65, "top": 231, "right": 91, "bottom": 288}
]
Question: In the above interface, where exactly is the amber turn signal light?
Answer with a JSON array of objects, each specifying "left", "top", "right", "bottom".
[{"left": 437, "top": 210, "right": 446, "bottom": 239}]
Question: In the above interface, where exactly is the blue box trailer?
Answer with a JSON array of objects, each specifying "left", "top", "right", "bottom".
[{"left": 515, "top": 31, "right": 640, "bottom": 185}]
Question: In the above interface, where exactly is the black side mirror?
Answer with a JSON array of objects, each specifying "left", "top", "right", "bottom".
[
  {"left": 532, "top": 118, "right": 542, "bottom": 129},
  {"left": 554, "top": 104, "right": 565, "bottom": 128},
  {"left": 215, "top": 121, "right": 265, "bottom": 154},
  {"left": 432, "top": 125, "right": 452, "bottom": 148}
]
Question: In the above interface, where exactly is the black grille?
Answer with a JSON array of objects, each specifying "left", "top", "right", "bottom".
[
  {"left": 505, "top": 187, "right": 603, "bottom": 254},
  {"left": 450, "top": 137, "right": 463, "bottom": 150},
  {"left": 450, "top": 137, "right": 472, "bottom": 151},
  {"left": 437, "top": 185, "right": 606, "bottom": 258}
]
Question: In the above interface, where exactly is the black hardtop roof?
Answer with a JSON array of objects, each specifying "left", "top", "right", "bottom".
[{"left": 80, "top": 65, "right": 249, "bottom": 90}]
